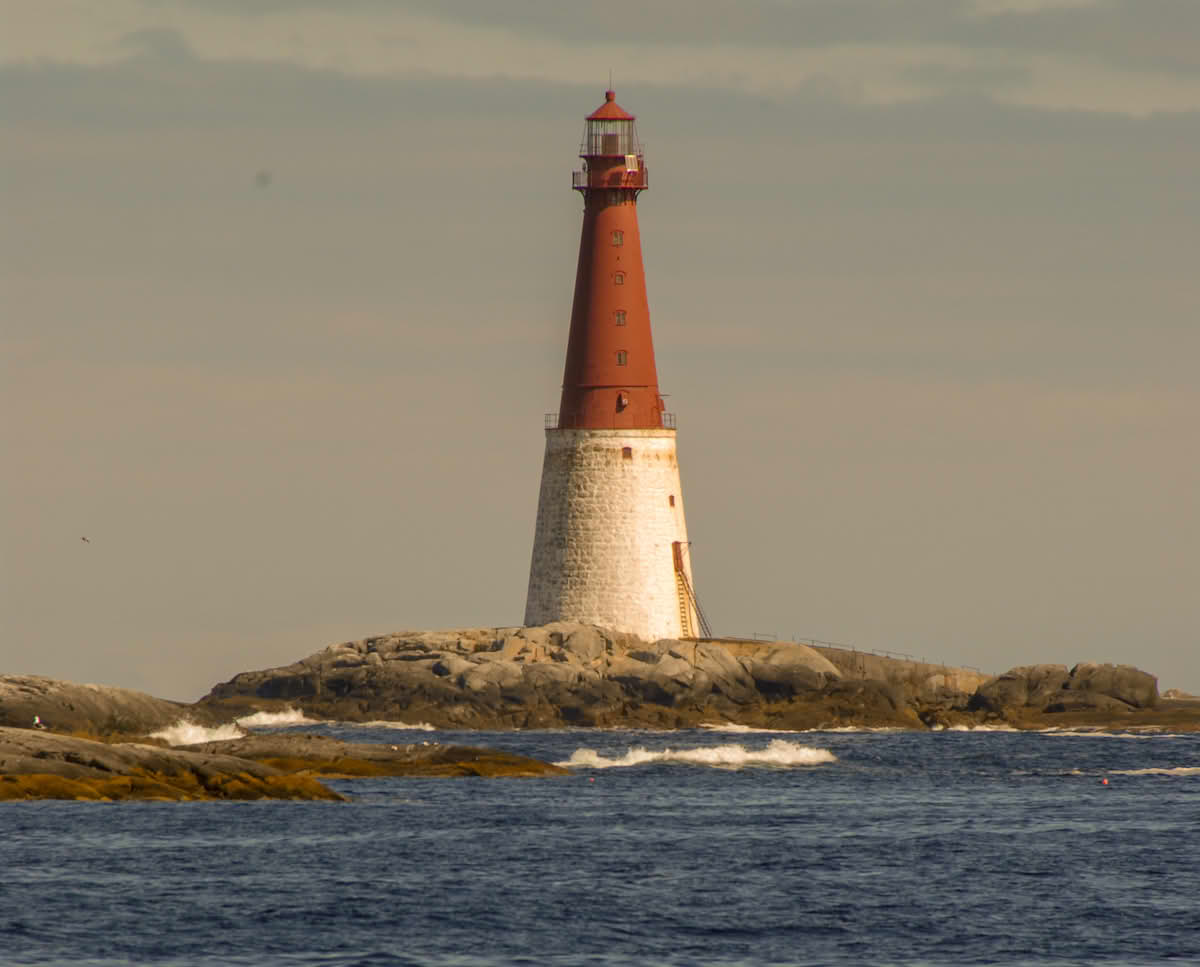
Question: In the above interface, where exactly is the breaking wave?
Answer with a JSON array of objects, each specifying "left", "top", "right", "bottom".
[
  {"left": 558, "top": 739, "right": 836, "bottom": 770},
  {"left": 701, "top": 723, "right": 896, "bottom": 734},
  {"left": 357, "top": 720, "right": 438, "bottom": 731},
  {"left": 150, "top": 720, "right": 244, "bottom": 746},
  {"left": 1110, "top": 767, "right": 1200, "bottom": 776},
  {"left": 235, "top": 708, "right": 320, "bottom": 728}
]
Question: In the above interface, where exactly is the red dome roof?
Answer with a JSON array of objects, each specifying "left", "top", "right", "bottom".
[{"left": 587, "top": 90, "right": 635, "bottom": 121}]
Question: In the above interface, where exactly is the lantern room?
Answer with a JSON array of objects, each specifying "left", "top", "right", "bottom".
[
  {"left": 581, "top": 91, "right": 642, "bottom": 157},
  {"left": 573, "top": 90, "right": 648, "bottom": 192}
]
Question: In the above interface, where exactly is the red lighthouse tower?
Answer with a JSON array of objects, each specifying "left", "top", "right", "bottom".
[
  {"left": 558, "top": 89, "right": 665, "bottom": 430},
  {"left": 525, "top": 90, "right": 704, "bottom": 643}
]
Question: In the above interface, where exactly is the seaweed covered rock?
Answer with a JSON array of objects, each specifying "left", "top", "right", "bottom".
[
  {"left": 0, "top": 726, "right": 343, "bottom": 801},
  {"left": 0, "top": 727, "right": 566, "bottom": 801}
]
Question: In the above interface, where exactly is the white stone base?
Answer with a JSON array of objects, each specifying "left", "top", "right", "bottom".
[{"left": 524, "top": 428, "right": 699, "bottom": 642}]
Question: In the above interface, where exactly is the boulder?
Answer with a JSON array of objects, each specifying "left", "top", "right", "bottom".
[
  {"left": 969, "top": 665, "right": 1070, "bottom": 714},
  {"left": 760, "top": 644, "right": 842, "bottom": 678},
  {"left": 0, "top": 675, "right": 186, "bottom": 735},
  {"left": 693, "top": 643, "right": 759, "bottom": 704},
  {"left": 649, "top": 654, "right": 707, "bottom": 706},
  {"left": 1066, "top": 663, "right": 1157, "bottom": 709},
  {"left": 823, "top": 678, "right": 909, "bottom": 714},
  {"left": 524, "top": 663, "right": 582, "bottom": 688},
  {"left": 742, "top": 643, "right": 840, "bottom": 698},
  {"left": 742, "top": 659, "right": 826, "bottom": 699},
  {"left": 557, "top": 624, "right": 608, "bottom": 664},
  {"left": 605, "top": 654, "right": 672, "bottom": 703},
  {"left": 432, "top": 656, "right": 476, "bottom": 680},
  {"left": 970, "top": 662, "right": 1159, "bottom": 716}
]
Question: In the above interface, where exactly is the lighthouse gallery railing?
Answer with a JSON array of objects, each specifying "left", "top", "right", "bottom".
[{"left": 546, "top": 412, "right": 676, "bottom": 430}]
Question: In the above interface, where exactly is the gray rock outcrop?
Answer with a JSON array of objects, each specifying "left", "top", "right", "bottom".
[
  {"left": 196, "top": 623, "right": 991, "bottom": 729},
  {"left": 4, "top": 627, "right": 1180, "bottom": 735},
  {"left": 970, "top": 662, "right": 1158, "bottom": 717},
  {"left": 0, "top": 725, "right": 279, "bottom": 783},
  {"left": 0, "top": 675, "right": 186, "bottom": 735}
]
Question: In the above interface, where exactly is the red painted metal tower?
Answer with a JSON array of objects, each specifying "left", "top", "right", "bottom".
[{"left": 556, "top": 90, "right": 667, "bottom": 430}]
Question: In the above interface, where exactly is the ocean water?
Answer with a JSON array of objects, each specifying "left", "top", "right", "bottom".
[{"left": 2, "top": 723, "right": 1198, "bottom": 967}]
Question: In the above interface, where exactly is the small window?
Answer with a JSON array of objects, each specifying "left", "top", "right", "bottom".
[
  {"left": 612, "top": 230, "right": 624, "bottom": 246},
  {"left": 616, "top": 350, "right": 628, "bottom": 366},
  {"left": 614, "top": 310, "right": 626, "bottom": 326},
  {"left": 669, "top": 495, "right": 676, "bottom": 507},
  {"left": 614, "top": 272, "right": 625, "bottom": 285},
  {"left": 622, "top": 447, "right": 633, "bottom": 460}
]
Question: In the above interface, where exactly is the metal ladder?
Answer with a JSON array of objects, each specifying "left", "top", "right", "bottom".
[{"left": 672, "top": 542, "right": 712, "bottom": 639}]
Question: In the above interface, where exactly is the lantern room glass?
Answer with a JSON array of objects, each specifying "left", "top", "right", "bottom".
[{"left": 582, "top": 119, "right": 640, "bottom": 158}]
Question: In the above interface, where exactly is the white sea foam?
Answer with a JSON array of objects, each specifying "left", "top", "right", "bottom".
[
  {"left": 947, "top": 724, "right": 1020, "bottom": 732},
  {"left": 236, "top": 708, "right": 320, "bottom": 728},
  {"left": 150, "top": 720, "right": 245, "bottom": 746},
  {"left": 1110, "top": 767, "right": 1200, "bottom": 776},
  {"left": 357, "top": 720, "right": 438, "bottom": 731},
  {"left": 1038, "top": 729, "right": 1184, "bottom": 739},
  {"left": 701, "top": 723, "right": 895, "bottom": 735},
  {"left": 557, "top": 739, "right": 837, "bottom": 770}
]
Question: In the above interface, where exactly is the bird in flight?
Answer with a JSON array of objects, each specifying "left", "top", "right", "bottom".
[{"left": 81, "top": 536, "right": 90, "bottom": 543}]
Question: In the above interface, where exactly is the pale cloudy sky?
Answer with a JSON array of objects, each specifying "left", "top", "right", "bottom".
[{"left": 2, "top": 0, "right": 1197, "bottom": 701}]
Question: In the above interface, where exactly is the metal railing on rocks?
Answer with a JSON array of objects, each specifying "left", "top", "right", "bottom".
[{"left": 724, "top": 632, "right": 993, "bottom": 677}]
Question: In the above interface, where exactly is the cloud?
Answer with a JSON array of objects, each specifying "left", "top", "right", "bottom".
[
  {"left": 5, "top": 0, "right": 1200, "bottom": 115},
  {"left": 245, "top": 0, "right": 1200, "bottom": 79},
  {"left": 117, "top": 26, "right": 196, "bottom": 61},
  {"left": 901, "top": 60, "right": 1030, "bottom": 96}
]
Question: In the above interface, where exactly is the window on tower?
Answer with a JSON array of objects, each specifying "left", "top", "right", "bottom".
[
  {"left": 615, "top": 310, "right": 626, "bottom": 326},
  {"left": 612, "top": 230, "right": 624, "bottom": 246},
  {"left": 616, "top": 350, "right": 628, "bottom": 366},
  {"left": 614, "top": 272, "right": 625, "bottom": 285}
]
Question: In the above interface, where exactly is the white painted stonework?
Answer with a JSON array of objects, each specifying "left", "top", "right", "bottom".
[{"left": 524, "top": 428, "right": 699, "bottom": 642}]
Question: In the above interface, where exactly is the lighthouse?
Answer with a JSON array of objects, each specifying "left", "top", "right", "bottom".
[{"left": 524, "top": 90, "right": 707, "bottom": 642}]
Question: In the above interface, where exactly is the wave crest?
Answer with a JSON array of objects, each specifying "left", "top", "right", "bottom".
[
  {"left": 358, "top": 720, "right": 438, "bottom": 731},
  {"left": 700, "top": 723, "right": 898, "bottom": 734},
  {"left": 558, "top": 739, "right": 836, "bottom": 770},
  {"left": 150, "top": 720, "right": 244, "bottom": 747},
  {"left": 1111, "top": 766, "right": 1200, "bottom": 776},
  {"left": 236, "top": 708, "right": 320, "bottom": 728}
]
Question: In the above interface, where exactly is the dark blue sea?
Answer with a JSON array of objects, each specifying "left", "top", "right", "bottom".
[{"left": 3, "top": 723, "right": 1199, "bottom": 967}]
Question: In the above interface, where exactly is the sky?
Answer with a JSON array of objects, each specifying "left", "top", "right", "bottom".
[{"left": 2, "top": 0, "right": 1197, "bottom": 702}]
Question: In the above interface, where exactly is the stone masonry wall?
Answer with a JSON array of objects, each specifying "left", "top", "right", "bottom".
[{"left": 524, "top": 428, "right": 698, "bottom": 641}]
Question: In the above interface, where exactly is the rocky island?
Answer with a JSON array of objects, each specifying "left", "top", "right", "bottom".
[
  {"left": 195, "top": 622, "right": 1199, "bottom": 732},
  {"left": 4, "top": 622, "right": 1198, "bottom": 800}
]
